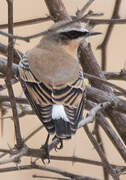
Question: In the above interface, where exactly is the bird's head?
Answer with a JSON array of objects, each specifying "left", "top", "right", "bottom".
[
  {"left": 46, "top": 20, "right": 101, "bottom": 45},
  {"left": 41, "top": 21, "right": 101, "bottom": 58}
]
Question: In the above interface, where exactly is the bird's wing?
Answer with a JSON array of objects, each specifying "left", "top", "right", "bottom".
[
  {"left": 18, "top": 55, "right": 55, "bottom": 134},
  {"left": 19, "top": 78, "right": 55, "bottom": 134},
  {"left": 52, "top": 70, "right": 86, "bottom": 134}
]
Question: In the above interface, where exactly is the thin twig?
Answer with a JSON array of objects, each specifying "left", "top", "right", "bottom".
[
  {"left": 32, "top": 162, "right": 99, "bottom": 180},
  {"left": 24, "top": 125, "right": 43, "bottom": 143},
  {"left": 84, "top": 125, "right": 120, "bottom": 180},
  {"left": 104, "top": 70, "right": 126, "bottom": 81},
  {"left": 0, "top": 30, "right": 30, "bottom": 42},
  {"left": 50, "top": 155, "right": 126, "bottom": 175},
  {"left": 97, "top": 0, "right": 121, "bottom": 70},
  {"left": 0, "top": 153, "right": 7, "bottom": 158},
  {"left": 0, "top": 16, "right": 51, "bottom": 29},
  {"left": 0, "top": 162, "right": 99, "bottom": 180},
  {"left": 78, "top": 102, "right": 111, "bottom": 128},
  {"left": 32, "top": 175, "right": 69, "bottom": 180},
  {"left": 84, "top": 72, "right": 126, "bottom": 96},
  {"left": 94, "top": 122, "right": 109, "bottom": 180},
  {"left": 76, "top": 0, "right": 95, "bottom": 17}
]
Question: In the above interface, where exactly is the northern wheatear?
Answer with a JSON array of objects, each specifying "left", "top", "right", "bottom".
[{"left": 18, "top": 21, "right": 100, "bottom": 146}]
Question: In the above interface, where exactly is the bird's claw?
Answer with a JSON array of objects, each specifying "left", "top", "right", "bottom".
[
  {"left": 52, "top": 136, "right": 63, "bottom": 151},
  {"left": 42, "top": 157, "right": 50, "bottom": 164},
  {"left": 55, "top": 139, "right": 63, "bottom": 151}
]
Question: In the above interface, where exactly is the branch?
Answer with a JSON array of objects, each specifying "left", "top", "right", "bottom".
[
  {"left": 0, "top": 146, "right": 125, "bottom": 174},
  {"left": 0, "top": 30, "right": 30, "bottom": 42},
  {"left": 0, "top": 95, "right": 28, "bottom": 104},
  {"left": 84, "top": 72, "right": 126, "bottom": 96},
  {"left": 32, "top": 175, "right": 69, "bottom": 180},
  {"left": 0, "top": 42, "right": 23, "bottom": 64},
  {"left": 86, "top": 86, "right": 126, "bottom": 114},
  {"left": 97, "top": 0, "right": 121, "bottom": 70},
  {"left": 0, "top": 162, "right": 99, "bottom": 180},
  {"left": 86, "top": 100, "right": 126, "bottom": 162},
  {"left": 50, "top": 154, "right": 126, "bottom": 177},
  {"left": 0, "top": 145, "right": 28, "bottom": 165},
  {"left": 84, "top": 125, "right": 120, "bottom": 180},
  {"left": 104, "top": 70, "right": 126, "bottom": 81},
  {"left": 24, "top": 125, "right": 43, "bottom": 143},
  {"left": 76, "top": 0, "right": 95, "bottom": 17},
  {"left": 0, "top": 137, "right": 60, "bottom": 165},
  {"left": 0, "top": 78, "right": 18, "bottom": 92},
  {"left": 45, "top": 0, "right": 71, "bottom": 22},
  {"left": 0, "top": 57, "right": 18, "bottom": 77},
  {"left": 0, "top": 16, "right": 51, "bottom": 29},
  {"left": 5, "top": 0, "right": 23, "bottom": 148},
  {"left": 86, "top": 18, "right": 126, "bottom": 25},
  {"left": 78, "top": 102, "right": 111, "bottom": 128},
  {"left": 32, "top": 162, "right": 99, "bottom": 180}
]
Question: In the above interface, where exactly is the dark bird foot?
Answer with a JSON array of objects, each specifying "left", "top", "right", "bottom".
[
  {"left": 52, "top": 136, "right": 63, "bottom": 151},
  {"left": 40, "top": 134, "right": 50, "bottom": 164}
]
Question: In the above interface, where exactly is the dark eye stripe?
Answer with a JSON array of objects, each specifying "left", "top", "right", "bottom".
[{"left": 60, "top": 30, "right": 88, "bottom": 40}]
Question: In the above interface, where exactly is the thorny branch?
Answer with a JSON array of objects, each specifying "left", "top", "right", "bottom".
[{"left": 5, "top": 0, "right": 23, "bottom": 148}]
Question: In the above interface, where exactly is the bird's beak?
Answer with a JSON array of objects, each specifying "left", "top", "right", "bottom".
[{"left": 86, "top": 31, "right": 102, "bottom": 37}]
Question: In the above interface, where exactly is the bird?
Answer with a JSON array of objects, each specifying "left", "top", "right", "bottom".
[{"left": 18, "top": 20, "right": 101, "bottom": 150}]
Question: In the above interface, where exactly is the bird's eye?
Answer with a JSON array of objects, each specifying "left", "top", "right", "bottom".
[{"left": 60, "top": 30, "right": 88, "bottom": 40}]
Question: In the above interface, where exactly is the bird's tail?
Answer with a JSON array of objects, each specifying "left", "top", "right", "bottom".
[
  {"left": 52, "top": 104, "right": 77, "bottom": 139},
  {"left": 54, "top": 119, "right": 72, "bottom": 139}
]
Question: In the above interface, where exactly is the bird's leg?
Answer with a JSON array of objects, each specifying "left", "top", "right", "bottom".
[
  {"left": 52, "top": 135, "right": 63, "bottom": 151},
  {"left": 40, "top": 134, "right": 50, "bottom": 164}
]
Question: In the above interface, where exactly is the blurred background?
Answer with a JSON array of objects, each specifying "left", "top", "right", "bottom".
[{"left": 0, "top": 0, "right": 126, "bottom": 179}]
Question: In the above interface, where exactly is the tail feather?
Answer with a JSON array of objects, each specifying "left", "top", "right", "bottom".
[{"left": 54, "top": 119, "right": 72, "bottom": 139}]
